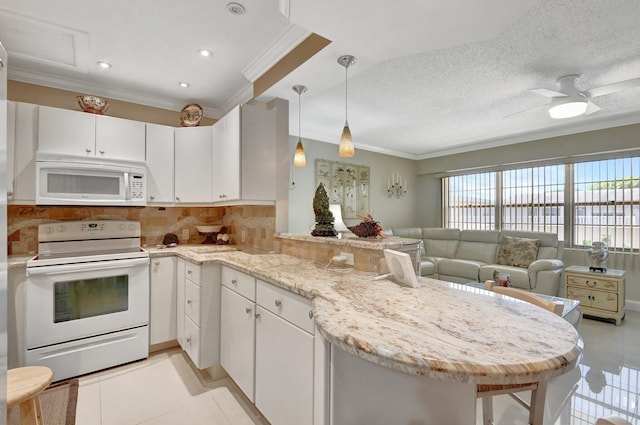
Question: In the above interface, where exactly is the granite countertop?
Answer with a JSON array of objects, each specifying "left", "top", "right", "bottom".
[
  {"left": 161, "top": 248, "right": 581, "bottom": 386},
  {"left": 276, "top": 233, "right": 422, "bottom": 249},
  {"left": 11, "top": 246, "right": 580, "bottom": 385}
]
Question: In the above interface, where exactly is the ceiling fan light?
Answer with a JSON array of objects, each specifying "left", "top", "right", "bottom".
[
  {"left": 339, "top": 123, "right": 354, "bottom": 157},
  {"left": 293, "top": 139, "right": 307, "bottom": 167},
  {"left": 548, "top": 100, "right": 588, "bottom": 119}
]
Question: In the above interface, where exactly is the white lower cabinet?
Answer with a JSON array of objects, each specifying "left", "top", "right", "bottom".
[
  {"left": 177, "top": 259, "right": 221, "bottom": 369},
  {"left": 149, "top": 257, "right": 177, "bottom": 345},
  {"left": 220, "top": 286, "right": 256, "bottom": 401},
  {"left": 255, "top": 305, "right": 314, "bottom": 425},
  {"left": 219, "top": 267, "right": 317, "bottom": 425}
]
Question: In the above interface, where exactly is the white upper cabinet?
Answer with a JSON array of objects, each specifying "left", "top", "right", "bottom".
[
  {"left": 145, "top": 123, "right": 175, "bottom": 203},
  {"left": 7, "top": 102, "right": 38, "bottom": 202},
  {"left": 212, "top": 106, "right": 240, "bottom": 202},
  {"left": 95, "top": 114, "right": 146, "bottom": 161},
  {"left": 211, "top": 104, "right": 277, "bottom": 204},
  {"left": 174, "top": 126, "right": 213, "bottom": 203},
  {"left": 240, "top": 104, "right": 277, "bottom": 201},
  {"left": 38, "top": 105, "right": 145, "bottom": 162}
]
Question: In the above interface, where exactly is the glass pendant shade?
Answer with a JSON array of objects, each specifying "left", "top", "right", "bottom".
[
  {"left": 293, "top": 139, "right": 307, "bottom": 167},
  {"left": 339, "top": 121, "right": 354, "bottom": 157},
  {"left": 337, "top": 55, "right": 356, "bottom": 158}
]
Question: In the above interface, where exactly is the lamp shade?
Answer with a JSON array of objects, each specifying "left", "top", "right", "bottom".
[
  {"left": 329, "top": 204, "right": 349, "bottom": 232},
  {"left": 338, "top": 123, "right": 355, "bottom": 158},
  {"left": 549, "top": 99, "right": 588, "bottom": 119},
  {"left": 293, "top": 139, "right": 306, "bottom": 167}
]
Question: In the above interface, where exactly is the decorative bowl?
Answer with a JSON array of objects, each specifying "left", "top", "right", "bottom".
[
  {"left": 196, "top": 225, "right": 223, "bottom": 234},
  {"left": 180, "top": 103, "right": 204, "bottom": 127},
  {"left": 77, "top": 95, "right": 110, "bottom": 114}
]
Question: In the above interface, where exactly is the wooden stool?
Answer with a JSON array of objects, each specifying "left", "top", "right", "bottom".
[{"left": 7, "top": 366, "right": 54, "bottom": 425}]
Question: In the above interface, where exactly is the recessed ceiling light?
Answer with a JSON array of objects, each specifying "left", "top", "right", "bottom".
[
  {"left": 97, "top": 61, "right": 112, "bottom": 69},
  {"left": 179, "top": 82, "right": 190, "bottom": 88},
  {"left": 198, "top": 49, "right": 213, "bottom": 57},
  {"left": 227, "top": 2, "right": 246, "bottom": 15}
]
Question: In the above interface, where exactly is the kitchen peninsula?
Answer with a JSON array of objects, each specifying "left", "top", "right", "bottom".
[{"left": 148, "top": 244, "right": 582, "bottom": 424}]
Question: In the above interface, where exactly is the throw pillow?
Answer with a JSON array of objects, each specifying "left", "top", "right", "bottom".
[{"left": 496, "top": 235, "right": 541, "bottom": 268}]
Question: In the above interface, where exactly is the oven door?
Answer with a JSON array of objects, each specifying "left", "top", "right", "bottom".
[{"left": 26, "top": 257, "right": 149, "bottom": 349}]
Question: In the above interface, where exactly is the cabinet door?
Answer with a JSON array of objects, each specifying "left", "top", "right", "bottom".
[
  {"left": 149, "top": 257, "right": 177, "bottom": 345},
  {"left": 176, "top": 259, "right": 185, "bottom": 348},
  {"left": 255, "top": 306, "right": 314, "bottom": 425},
  {"left": 240, "top": 104, "right": 276, "bottom": 201},
  {"left": 184, "top": 315, "right": 202, "bottom": 367},
  {"left": 222, "top": 107, "right": 241, "bottom": 200},
  {"left": 174, "top": 126, "right": 213, "bottom": 203},
  {"left": 220, "top": 286, "right": 256, "bottom": 402},
  {"left": 146, "top": 123, "right": 175, "bottom": 203},
  {"left": 591, "top": 289, "right": 618, "bottom": 312},
  {"left": 7, "top": 101, "right": 15, "bottom": 199},
  {"left": 566, "top": 286, "right": 592, "bottom": 307},
  {"left": 13, "top": 103, "right": 38, "bottom": 202},
  {"left": 38, "top": 105, "right": 95, "bottom": 156},
  {"left": 95, "top": 114, "right": 146, "bottom": 162}
]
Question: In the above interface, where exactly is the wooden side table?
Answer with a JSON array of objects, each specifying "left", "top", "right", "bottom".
[
  {"left": 7, "top": 366, "right": 54, "bottom": 425},
  {"left": 564, "top": 266, "right": 626, "bottom": 325}
]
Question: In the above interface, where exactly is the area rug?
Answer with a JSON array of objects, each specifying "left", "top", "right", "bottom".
[{"left": 8, "top": 378, "right": 79, "bottom": 425}]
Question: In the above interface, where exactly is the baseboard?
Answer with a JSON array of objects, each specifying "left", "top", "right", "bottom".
[
  {"left": 149, "top": 340, "right": 179, "bottom": 353},
  {"left": 626, "top": 299, "right": 640, "bottom": 313}
]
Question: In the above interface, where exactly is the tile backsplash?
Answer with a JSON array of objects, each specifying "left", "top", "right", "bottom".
[{"left": 7, "top": 204, "right": 275, "bottom": 255}]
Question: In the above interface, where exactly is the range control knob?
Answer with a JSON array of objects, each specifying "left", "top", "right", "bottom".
[
  {"left": 128, "top": 224, "right": 136, "bottom": 231},
  {"left": 118, "top": 223, "right": 126, "bottom": 230}
]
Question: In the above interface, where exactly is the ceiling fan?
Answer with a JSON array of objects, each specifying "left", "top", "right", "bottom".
[{"left": 509, "top": 74, "right": 640, "bottom": 119}]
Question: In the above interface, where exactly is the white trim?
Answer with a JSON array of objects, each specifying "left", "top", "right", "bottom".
[
  {"left": 8, "top": 66, "right": 223, "bottom": 118},
  {"left": 626, "top": 299, "right": 640, "bottom": 313},
  {"left": 242, "top": 24, "right": 310, "bottom": 83}
]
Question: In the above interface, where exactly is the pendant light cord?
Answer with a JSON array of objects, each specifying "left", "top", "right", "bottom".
[
  {"left": 344, "top": 65, "right": 348, "bottom": 123},
  {"left": 299, "top": 91, "right": 302, "bottom": 139}
]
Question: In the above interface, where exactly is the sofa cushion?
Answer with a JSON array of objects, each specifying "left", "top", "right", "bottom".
[
  {"left": 496, "top": 235, "right": 540, "bottom": 268},
  {"left": 420, "top": 260, "right": 436, "bottom": 276},
  {"left": 501, "top": 230, "right": 559, "bottom": 260},
  {"left": 438, "top": 258, "right": 485, "bottom": 281},
  {"left": 479, "top": 265, "right": 530, "bottom": 290},
  {"left": 456, "top": 230, "right": 500, "bottom": 263},
  {"left": 422, "top": 228, "right": 460, "bottom": 258},
  {"left": 391, "top": 227, "right": 424, "bottom": 240}
]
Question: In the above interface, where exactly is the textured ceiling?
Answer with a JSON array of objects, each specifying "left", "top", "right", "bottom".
[{"left": 1, "top": 0, "right": 640, "bottom": 159}]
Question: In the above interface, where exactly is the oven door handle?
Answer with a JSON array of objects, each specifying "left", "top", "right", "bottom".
[{"left": 26, "top": 257, "right": 149, "bottom": 276}]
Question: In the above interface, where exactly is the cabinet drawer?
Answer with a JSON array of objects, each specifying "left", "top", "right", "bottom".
[
  {"left": 185, "top": 261, "right": 202, "bottom": 285},
  {"left": 184, "top": 315, "right": 202, "bottom": 367},
  {"left": 185, "top": 279, "right": 201, "bottom": 325},
  {"left": 566, "top": 275, "right": 618, "bottom": 291},
  {"left": 222, "top": 266, "right": 256, "bottom": 301},
  {"left": 257, "top": 280, "right": 314, "bottom": 334}
]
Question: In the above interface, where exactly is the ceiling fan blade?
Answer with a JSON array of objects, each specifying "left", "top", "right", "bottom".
[
  {"left": 529, "top": 88, "right": 568, "bottom": 98},
  {"left": 586, "top": 77, "right": 640, "bottom": 98},
  {"left": 584, "top": 100, "right": 602, "bottom": 115},
  {"left": 503, "top": 103, "right": 549, "bottom": 118}
]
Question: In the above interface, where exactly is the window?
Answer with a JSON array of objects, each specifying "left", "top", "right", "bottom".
[
  {"left": 443, "top": 156, "right": 640, "bottom": 251},
  {"left": 574, "top": 158, "right": 640, "bottom": 250},
  {"left": 502, "top": 165, "right": 564, "bottom": 235},
  {"left": 444, "top": 172, "right": 496, "bottom": 230}
]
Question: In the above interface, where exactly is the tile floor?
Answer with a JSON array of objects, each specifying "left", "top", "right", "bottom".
[{"left": 74, "top": 312, "right": 640, "bottom": 425}]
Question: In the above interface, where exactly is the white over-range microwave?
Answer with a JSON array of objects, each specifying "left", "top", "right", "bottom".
[{"left": 36, "top": 153, "right": 147, "bottom": 206}]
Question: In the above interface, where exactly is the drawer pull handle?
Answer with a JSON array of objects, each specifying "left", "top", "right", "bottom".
[
  {"left": 154, "top": 261, "right": 160, "bottom": 266},
  {"left": 246, "top": 307, "right": 252, "bottom": 314},
  {"left": 586, "top": 280, "right": 596, "bottom": 287},
  {"left": 275, "top": 300, "right": 282, "bottom": 307},
  {"left": 232, "top": 279, "right": 237, "bottom": 285},
  {"left": 309, "top": 310, "right": 313, "bottom": 319},
  {"left": 186, "top": 337, "right": 192, "bottom": 343},
  {"left": 187, "top": 299, "right": 192, "bottom": 305},
  {"left": 187, "top": 270, "right": 192, "bottom": 275},
  {"left": 255, "top": 312, "right": 261, "bottom": 319}
]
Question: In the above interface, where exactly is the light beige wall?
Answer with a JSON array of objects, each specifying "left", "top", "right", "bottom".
[
  {"left": 288, "top": 137, "right": 418, "bottom": 234},
  {"left": 8, "top": 80, "right": 216, "bottom": 127}
]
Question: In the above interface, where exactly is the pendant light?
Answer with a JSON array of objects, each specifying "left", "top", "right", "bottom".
[
  {"left": 337, "top": 55, "right": 356, "bottom": 158},
  {"left": 292, "top": 85, "right": 307, "bottom": 167}
]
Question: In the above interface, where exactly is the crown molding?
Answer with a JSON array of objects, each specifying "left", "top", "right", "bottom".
[
  {"left": 414, "top": 111, "right": 640, "bottom": 160},
  {"left": 220, "top": 83, "right": 255, "bottom": 116},
  {"left": 8, "top": 66, "right": 222, "bottom": 117},
  {"left": 242, "top": 24, "right": 310, "bottom": 83}
]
